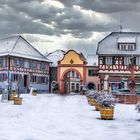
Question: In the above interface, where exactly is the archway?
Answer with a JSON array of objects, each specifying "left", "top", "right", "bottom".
[
  {"left": 62, "top": 69, "right": 82, "bottom": 94},
  {"left": 87, "top": 82, "right": 96, "bottom": 90}
]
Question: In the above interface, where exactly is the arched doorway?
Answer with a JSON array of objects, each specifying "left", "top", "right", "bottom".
[
  {"left": 87, "top": 82, "right": 96, "bottom": 90},
  {"left": 63, "top": 70, "right": 82, "bottom": 93}
]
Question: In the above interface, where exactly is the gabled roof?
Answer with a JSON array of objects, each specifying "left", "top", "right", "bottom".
[
  {"left": 96, "top": 32, "right": 140, "bottom": 55},
  {"left": 46, "top": 49, "right": 65, "bottom": 67},
  {"left": 0, "top": 35, "right": 50, "bottom": 62}
]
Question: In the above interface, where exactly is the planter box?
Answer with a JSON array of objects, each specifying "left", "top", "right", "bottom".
[
  {"left": 95, "top": 103, "right": 102, "bottom": 111},
  {"left": 8, "top": 93, "right": 16, "bottom": 100},
  {"left": 100, "top": 107, "right": 114, "bottom": 120},
  {"left": 32, "top": 92, "right": 37, "bottom": 96},
  {"left": 89, "top": 98, "right": 96, "bottom": 106},
  {"left": 14, "top": 97, "right": 22, "bottom": 105}
]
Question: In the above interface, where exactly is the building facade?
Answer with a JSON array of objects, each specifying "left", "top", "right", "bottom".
[
  {"left": 0, "top": 36, "right": 50, "bottom": 93},
  {"left": 86, "top": 55, "right": 100, "bottom": 91},
  {"left": 96, "top": 32, "right": 140, "bottom": 93},
  {"left": 58, "top": 50, "right": 87, "bottom": 94}
]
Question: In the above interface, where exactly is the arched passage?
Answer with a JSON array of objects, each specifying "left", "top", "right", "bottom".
[
  {"left": 61, "top": 68, "right": 83, "bottom": 93},
  {"left": 87, "top": 82, "right": 96, "bottom": 90}
]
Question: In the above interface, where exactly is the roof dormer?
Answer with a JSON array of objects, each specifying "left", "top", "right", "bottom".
[{"left": 118, "top": 37, "right": 136, "bottom": 51}]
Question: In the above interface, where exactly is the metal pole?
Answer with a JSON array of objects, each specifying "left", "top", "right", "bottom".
[{"left": 130, "top": 57, "right": 135, "bottom": 95}]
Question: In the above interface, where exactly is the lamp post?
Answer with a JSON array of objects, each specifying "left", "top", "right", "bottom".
[{"left": 129, "top": 56, "right": 135, "bottom": 95}]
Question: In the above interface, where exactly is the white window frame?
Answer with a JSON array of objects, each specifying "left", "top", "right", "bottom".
[
  {"left": 124, "top": 57, "right": 131, "bottom": 65},
  {"left": 136, "top": 57, "right": 140, "bottom": 65},
  {"left": 106, "top": 57, "right": 112, "bottom": 65}
]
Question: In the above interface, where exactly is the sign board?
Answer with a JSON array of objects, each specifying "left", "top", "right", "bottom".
[{"left": 1, "top": 89, "right": 8, "bottom": 103}]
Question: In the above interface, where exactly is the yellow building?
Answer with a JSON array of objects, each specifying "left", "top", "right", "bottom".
[{"left": 58, "top": 50, "right": 87, "bottom": 93}]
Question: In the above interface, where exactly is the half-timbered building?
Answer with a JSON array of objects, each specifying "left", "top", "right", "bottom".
[
  {"left": 96, "top": 32, "right": 140, "bottom": 92},
  {"left": 0, "top": 35, "right": 50, "bottom": 93}
]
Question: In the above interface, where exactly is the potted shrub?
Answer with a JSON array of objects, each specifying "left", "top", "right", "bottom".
[
  {"left": 8, "top": 90, "right": 16, "bottom": 100},
  {"left": 13, "top": 87, "right": 22, "bottom": 105},
  {"left": 32, "top": 88, "right": 37, "bottom": 96},
  {"left": 98, "top": 93, "right": 117, "bottom": 120},
  {"left": 86, "top": 91, "right": 97, "bottom": 106},
  {"left": 14, "top": 92, "right": 22, "bottom": 105},
  {"left": 94, "top": 92, "right": 104, "bottom": 111}
]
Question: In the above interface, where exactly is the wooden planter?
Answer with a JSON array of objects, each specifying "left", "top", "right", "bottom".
[
  {"left": 32, "top": 92, "right": 37, "bottom": 96},
  {"left": 8, "top": 93, "right": 16, "bottom": 100},
  {"left": 100, "top": 107, "right": 114, "bottom": 120},
  {"left": 95, "top": 103, "right": 102, "bottom": 111},
  {"left": 14, "top": 97, "right": 22, "bottom": 105},
  {"left": 89, "top": 98, "right": 96, "bottom": 106}
]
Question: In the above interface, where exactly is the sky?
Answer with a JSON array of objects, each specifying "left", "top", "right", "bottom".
[{"left": 0, "top": 0, "right": 140, "bottom": 56}]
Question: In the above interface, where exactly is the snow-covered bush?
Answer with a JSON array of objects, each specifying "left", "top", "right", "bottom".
[
  {"left": 86, "top": 90, "right": 98, "bottom": 99},
  {"left": 95, "top": 92, "right": 117, "bottom": 107},
  {"left": 135, "top": 101, "right": 140, "bottom": 113}
]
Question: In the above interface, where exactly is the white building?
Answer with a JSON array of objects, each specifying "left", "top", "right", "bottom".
[
  {"left": 96, "top": 32, "right": 140, "bottom": 92},
  {"left": 0, "top": 35, "right": 51, "bottom": 93}
]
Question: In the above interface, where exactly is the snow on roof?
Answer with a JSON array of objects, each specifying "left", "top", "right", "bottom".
[
  {"left": 118, "top": 37, "right": 136, "bottom": 43},
  {"left": 97, "top": 32, "right": 140, "bottom": 55},
  {"left": 46, "top": 50, "right": 65, "bottom": 67},
  {"left": 86, "top": 55, "right": 98, "bottom": 66},
  {"left": 0, "top": 36, "right": 50, "bottom": 62}
]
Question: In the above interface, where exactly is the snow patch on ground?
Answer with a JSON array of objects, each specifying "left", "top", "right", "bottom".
[{"left": 0, "top": 94, "right": 139, "bottom": 140}]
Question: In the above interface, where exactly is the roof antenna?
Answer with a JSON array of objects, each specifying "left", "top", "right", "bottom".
[{"left": 119, "top": 13, "right": 123, "bottom": 32}]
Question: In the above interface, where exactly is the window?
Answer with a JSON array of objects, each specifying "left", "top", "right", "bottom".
[
  {"left": 88, "top": 70, "right": 94, "bottom": 76},
  {"left": 88, "top": 69, "right": 98, "bottom": 76},
  {"left": 0, "top": 73, "right": 7, "bottom": 82},
  {"left": 30, "top": 75, "right": 37, "bottom": 83},
  {"left": 0, "top": 59, "right": 3, "bottom": 67},
  {"left": 38, "top": 76, "right": 41, "bottom": 84},
  {"left": 29, "top": 61, "right": 33, "bottom": 68},
  {"left": 76, "top": 73, "right": 80, "bottom": 79},
  {"left": 11, "top": 74, "right": 22, "bottom": 82},
  {"left": 124, "top": 57, "right": 131, "bottom": 65},
  {"left": 40, "top": 63, "right": 46, "bottom": 70},
  {"left": 112, "top": 57, "right": 116, "bottom": 65},
  {"left": 41, "top": 77, "right": 46, "bottom": 83},
  {"left": 32, "top": 62, "right": 38, "bottom": 69},
  {"left": 46, "top": 77, "right": 49, "bottom": 84},
  {"left": 118, "top": 43, "right": 136, "bottom": 51},
  {"left": 136, "top": 57, "right": 140, "bottom": 65},
  {"left": 14, "top": 59, "right": 19, "bottom": 67},
  {"left": 19, "top": 60, "right": 24, "bottom": 67},
  {"left": 100, "top": 57, "right": 105, "bottom": 64},
  {"left": 24, "top": 61, "right": 29, "bottom": 68},
  {"left": 76, "top": 83, "right": 79, "bottom": 91},
  {"left": 72, "top": 71, "right": 75, "bottom": 77},
  {"left": 106, "top": 57, "right": 112, "bottom": 65},
  {"left": 71, "top": 83, "right": 75, "bottom": 91}
]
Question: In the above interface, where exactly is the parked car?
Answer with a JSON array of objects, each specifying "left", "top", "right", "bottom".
[
  {"left": 112, "top": 88, "right": 130, "bottom": 95},
  {"left": 135, "top": 90, "right": 140, "bottom": 95},
  {"left": 118, "top": 89, "right": 130, "bottom": 95}
]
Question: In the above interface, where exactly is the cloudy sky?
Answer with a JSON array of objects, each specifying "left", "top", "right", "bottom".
[{"left": 0, "top": 0, "right": 139, "bottom": 56}]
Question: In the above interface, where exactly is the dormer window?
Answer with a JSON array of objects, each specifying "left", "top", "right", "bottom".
[
  {"left": 118, "top": 43, "right": 136, "bottom": 51},
  {"left": 118, "top": 37, "right": 136, "bottom": 51}
]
